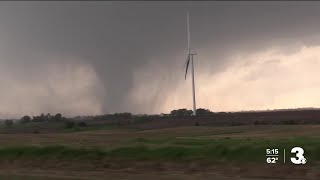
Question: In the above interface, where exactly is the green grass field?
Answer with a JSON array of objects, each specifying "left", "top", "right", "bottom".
[{"left": 0, "top": 136, "right": 318, "bottom": 163}]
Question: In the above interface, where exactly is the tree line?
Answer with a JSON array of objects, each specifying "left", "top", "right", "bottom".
[
  {"left": 4, "top": 113, "right": 67, "bottom": 127},
  {"left": 3, "top": 108, "right": 214, "bottom": 127},
  {"left": 170, "top": 108, "right": 213, "bottom": 117}
]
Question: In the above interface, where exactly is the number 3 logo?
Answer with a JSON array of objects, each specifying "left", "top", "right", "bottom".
[{"left": 291, "top": 147, "right": 307, "bottom": 164}]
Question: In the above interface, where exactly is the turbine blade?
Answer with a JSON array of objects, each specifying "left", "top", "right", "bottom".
[
  {"left": 185, "top": 55, "right": 190, "bottom": 80},
  {"left": 184, "top": 54, "right": 189, "bottom": 67}
]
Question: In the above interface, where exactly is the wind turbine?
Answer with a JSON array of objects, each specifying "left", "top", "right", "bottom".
[{"left": 184, "top": 11, "right": 197, "bottom": 116}]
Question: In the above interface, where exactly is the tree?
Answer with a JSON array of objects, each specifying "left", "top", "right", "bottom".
[
  {"left": 32, "top": 116, "right": 43, "bottom": 122},
  {"left": 40, "top": 113, "right": 51, "bottom": 122},
  {"left": 114, "top": 112, "right": 132, "bottom": 118},
  {"left": 20, "top": 115, "right": 31, "bottom": 124},
  {"left": 196, "top": 108, "right": 213, "bottom": 115},
  {"left": 4, "top": 120, "right": 13, "bottom": 127},
  {"left": 47, "top": 113, "right": 62, "bottom": 122},
  {"left": 54, "top": 113, "right": 62, "bottom": 121},
  {"left": 170, "top": 108, "right": 193, "bottom": 117},
  {"left": 32, "top": 113, "right": 54, "bottom": 122}
]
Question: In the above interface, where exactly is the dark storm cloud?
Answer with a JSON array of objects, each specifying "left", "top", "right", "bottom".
[{"left": 1, "top": 1, "right": 320, "bottom": 117}]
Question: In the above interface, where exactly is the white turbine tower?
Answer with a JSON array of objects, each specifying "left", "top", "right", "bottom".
[{"left": 184, "top": 11, "right": 197, "bottom": 116}]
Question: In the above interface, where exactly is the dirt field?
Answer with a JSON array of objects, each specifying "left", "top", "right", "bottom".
[{"left": 0, "top": 125, "right": 319, "bottom": 179}]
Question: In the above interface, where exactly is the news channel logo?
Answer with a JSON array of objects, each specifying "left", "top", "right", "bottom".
[{"left": 266, "top": 147, "right": 307, "bottom": 165}]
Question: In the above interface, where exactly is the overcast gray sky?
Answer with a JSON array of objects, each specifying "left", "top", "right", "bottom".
[{"left": 1, "top": 1, "right": 320, "bottom": 118}]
